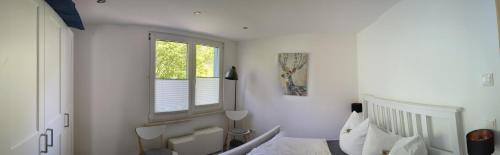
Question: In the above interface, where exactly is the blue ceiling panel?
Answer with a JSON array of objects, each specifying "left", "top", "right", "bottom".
[{"left": 45, "top": 0, "right": 85, "bottom": 30}]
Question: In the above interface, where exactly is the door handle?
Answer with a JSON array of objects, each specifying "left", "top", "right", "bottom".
[
  {"left": 46, "top": 128, "right": 53, "bottom": 147},
  {"left": 64, "top": 113, "right": 70, "bottom": 127},
  {"left": 40, "top": 133, "right": 48, "bottom": 153}
]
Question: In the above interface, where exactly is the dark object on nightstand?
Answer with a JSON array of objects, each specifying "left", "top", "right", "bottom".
[
  {"left": 467, "top": 129, "right": 495, "bottom": 155},
  {"left": 351, "top": 103, "right": 362, "bottom": 113},
  {"left": 229, "top": 139, "right": 244, "bottom": 149},
  {"left": 226, "top": 128, "right": 252, "bottom": 150}
]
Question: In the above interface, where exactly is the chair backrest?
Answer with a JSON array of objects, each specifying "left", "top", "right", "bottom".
[
  {"left": 136, "top": 125, "right": 166, "bottom": 154},
  {"left": 225, "top": 110, "right": 248, "bottom": 121}
]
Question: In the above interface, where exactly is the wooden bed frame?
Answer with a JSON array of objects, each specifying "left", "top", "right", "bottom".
[
  {"left": 362, "top": 95, "right": 465, "bottom": 155},
  {"left": 221, "top": 95, "right": 465, "bottom": 155}
]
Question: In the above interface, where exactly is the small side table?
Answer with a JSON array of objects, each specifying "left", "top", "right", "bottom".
[{"left": 225, "top": 128, "right": 252, "bottom": 150}]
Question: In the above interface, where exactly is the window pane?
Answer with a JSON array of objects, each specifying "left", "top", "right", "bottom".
[
  {"left": 195, "top": 44, "right": 220, "bottom": 106},
  {"left": 155, "top": 40, "right": 189, "bottom": 112}
]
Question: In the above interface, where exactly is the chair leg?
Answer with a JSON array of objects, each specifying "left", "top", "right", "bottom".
[
  {"left": 223, "top": 119, "right": 230, "bottom": 151},
  {"left": 225, "top": 134, "right": 231, "bottom": 150}
]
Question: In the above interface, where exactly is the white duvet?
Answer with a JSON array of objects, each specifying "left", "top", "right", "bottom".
[{"left": 247, "top": 137, "right": 332, "bottom": 155}]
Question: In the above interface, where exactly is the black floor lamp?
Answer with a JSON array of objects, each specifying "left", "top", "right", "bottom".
[{"left": 225, "top": 66, "right": 238, "bottom": 128}]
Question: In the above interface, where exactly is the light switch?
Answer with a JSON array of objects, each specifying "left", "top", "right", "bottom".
[
  {"left": 488, "top": 118, "right": 497, "bottom": 129},
  {"left": 482, "top": 73, "right": 494, "bottom": 87},
  {"left": 493, "top": 119, "right": 497, "bottom": 129}
]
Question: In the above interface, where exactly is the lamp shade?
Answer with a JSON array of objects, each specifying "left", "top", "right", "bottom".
[
  {"left": 467, "top": 129, "right": 495, "bottom": 155},
  {"left": 225, "top": 66, "right": 238, "bottom": 80}
]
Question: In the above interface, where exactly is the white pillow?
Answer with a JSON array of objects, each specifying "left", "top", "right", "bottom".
[
  {"left": 362, "top": 125, "right": 401, "bottom": 155},
  {"left": 389, "top": 136, "right": 428, "bottom": 155},
  {"left": 341, "top": 112, "right": 364, "bottom": 132},
  {"left": 339, "top": 117, "right": 369, "bottom": 155}
]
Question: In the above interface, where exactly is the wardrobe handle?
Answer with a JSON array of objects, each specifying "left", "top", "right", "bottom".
[
  {"left": 40, "top": 133, "right": 48, "bottom": 153},
  {"left": 46, "top": 129, "right": 53, "bottom": 147},
  {"left": 64, "top": 113, "right": 70, "bottom": 127}
]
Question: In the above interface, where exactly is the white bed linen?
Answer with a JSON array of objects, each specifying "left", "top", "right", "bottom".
[{"left": 247, "top": 137, "right": 331, "bottom": 155}]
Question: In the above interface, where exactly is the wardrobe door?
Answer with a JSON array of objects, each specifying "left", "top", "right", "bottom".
[
  {"left": 43, "top": 4, "right": 64, "bottom": 155},
  {"left": 61, "top": 27, "right": 74, "bottom": 155},
  {"left": 0, "top": 0, "right": 44, "bottom": 154}
]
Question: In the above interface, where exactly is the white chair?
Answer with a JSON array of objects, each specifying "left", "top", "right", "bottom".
[
  {"left": 224, "top": 110, "right": 251, "bottom": 150},
  {"left": 136, "top": 126, "right": 178, "bottom": 155}
]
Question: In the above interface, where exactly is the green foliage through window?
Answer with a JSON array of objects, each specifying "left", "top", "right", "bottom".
[
  {"left": 155, "top": 41, "right": 219, "bottom": 79},
  {"left": 155, "top": 41, "right": 187, "bottom": 79},
  {"left": 196, "top": 45, "right": 218, "bottom": 78}
]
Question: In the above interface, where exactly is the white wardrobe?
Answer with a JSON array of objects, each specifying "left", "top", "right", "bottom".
[{"left": 1, "top": 0, "right": 74, "bottom": 154}]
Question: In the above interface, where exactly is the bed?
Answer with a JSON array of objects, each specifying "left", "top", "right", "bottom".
[
  {"left": 220, "top": 95, "right": 465, "bottom": 155},
  {"left": 327, "top": 140, "right": 346, "bottom": 155}
]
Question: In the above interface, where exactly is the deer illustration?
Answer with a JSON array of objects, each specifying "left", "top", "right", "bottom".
[{"left": 279, "top": 53, "right": 308, "bottom": 96}]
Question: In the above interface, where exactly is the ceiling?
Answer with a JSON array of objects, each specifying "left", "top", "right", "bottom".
[{"left": 74, "top": 0, "right": 399, "bottom": 41}]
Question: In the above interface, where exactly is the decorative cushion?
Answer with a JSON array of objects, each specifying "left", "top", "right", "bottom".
[
  {"left": 339, "top": 112, "right": 369, "bottom": 155},
  {"left": 341, "top": 112, "right": 364, "bottom": 133},
  {"left": 362, "top": 125, "right": 401, "bottom": 155},
  {"left": 389, "top": 136, "right": 428, "bottom": 155}
]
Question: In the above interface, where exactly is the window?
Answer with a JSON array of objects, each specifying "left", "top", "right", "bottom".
[
  {"left": 195, "top": 45, "right": 220, "bottom": 106},
  {"left": 149, "top": 32, "right": 223, "bottom": 121}
]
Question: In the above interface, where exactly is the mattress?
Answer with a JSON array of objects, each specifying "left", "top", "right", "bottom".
[{"left": 326, "top": 140, "right": 347, "bottom": 155}]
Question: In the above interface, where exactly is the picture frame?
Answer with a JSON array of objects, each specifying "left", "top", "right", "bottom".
[{"left": 278, "top": 53, "right": 309, "bottom": 96}]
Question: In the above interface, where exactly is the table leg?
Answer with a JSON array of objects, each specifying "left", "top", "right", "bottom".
[{"left": 225, "top": 134, "right": 231, "bottom": 150}]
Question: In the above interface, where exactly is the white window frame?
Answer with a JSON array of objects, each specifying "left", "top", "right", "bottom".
[{"left": 148, "top": 32, "right": 224, "bottom": 122}]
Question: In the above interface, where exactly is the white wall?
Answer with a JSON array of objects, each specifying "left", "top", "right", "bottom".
[
  {"left": 237, "top": 33, "right": 359, "bottom": 140},
  {"left": 358, "top": 0, "right": 500, "bottom": 150},
  {"left": 73, "top": 24, "right": 237, "bottom": 155}
]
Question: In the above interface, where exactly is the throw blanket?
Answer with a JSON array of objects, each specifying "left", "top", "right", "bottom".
[{"left": 247, "top": 137, "right": 332, "bottom": 155}]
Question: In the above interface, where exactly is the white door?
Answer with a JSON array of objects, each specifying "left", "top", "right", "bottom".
[
  {"left": 61, "top": 27, "right": 74, "bottom": 155},
  {"left": 43, "top": 5, "right": 64, "bottom": 155},
  {"left": 0, "top": 0, "right": 44, "bottom": 154}
]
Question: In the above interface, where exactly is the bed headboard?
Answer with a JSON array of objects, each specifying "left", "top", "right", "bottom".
[{"left": 361, "top": 95, "right": 465, "bottom": 155}]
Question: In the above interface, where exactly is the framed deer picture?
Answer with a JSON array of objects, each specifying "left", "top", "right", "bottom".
[{"left": 278, "top": 53, "right": 309, "bottom": 96}]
